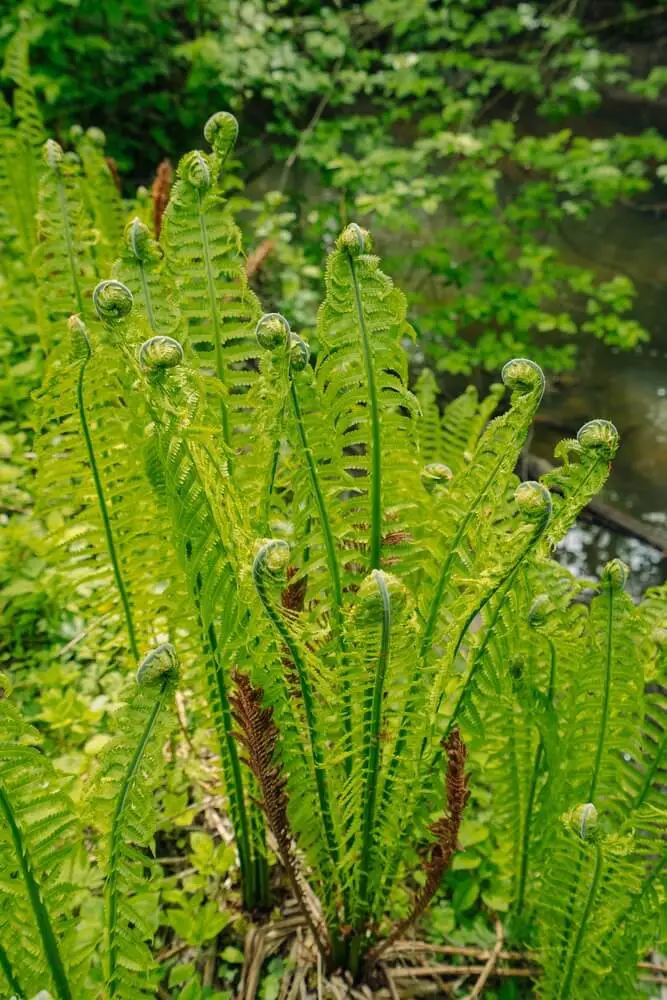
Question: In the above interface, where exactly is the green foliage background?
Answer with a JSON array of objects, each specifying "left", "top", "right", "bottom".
[{"left": 3, "top": 0, "right": 667, "bottom": 373}]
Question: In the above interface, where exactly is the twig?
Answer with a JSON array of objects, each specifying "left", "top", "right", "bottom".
[
  {"left": 388, "top": 942, "right": 534, "bottom": 962},
  {"left": 390, "top": 965, "right": 538, "bottom": 980},
  {"left": 381, "top": 964, "right": 401, "bottom": 1000},
  {"left": 462, "top": 919, "right": 504, "bottom": 999}
]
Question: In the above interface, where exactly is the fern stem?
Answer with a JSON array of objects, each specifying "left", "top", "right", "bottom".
[
  {"left": 0, "top": 785, "right": 73, "bottom": 1000},
  {"left": 202, "top": 628, "right": 255, "bottom": 909},
  {"left": 55, "top": 165, "right": 84, "bottom": 316},
  {"left": 197, "top": 189, "right": 231, "bottom": 455},
  {"left": 106, "top": 675, "right": 170, "bottom": 996},
  {"left": 515, "top": 637, "right": 556, "bottom": 919},
  {"left": 588, "top": 581, "right": 614, "bottom": 801},
  {"left": 355, "top": 571, "right": 392, "bottom": 932},
  {"left": 76, "top": 361, "right": 139, "bottom": 662},
  {"left": 0, "top": 937, "right": 24, "bottom": 998},
  {"left": 558, "top": 842, "right": 603, "bottom": 1000},
  {"left": 288, "top": 379, "right": 353, "bottom": 767},
  {"left": 346, "top": 252, "right": 382, "bottom": 570},
  {"left": 253, "top": 546, "right": 342, "bottom": 889},
  {"left": 419, "top": 455, "right": 506, "bottom": 661}
]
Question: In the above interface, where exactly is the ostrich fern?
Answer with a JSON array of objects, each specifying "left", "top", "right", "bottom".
[{"left": 1, "top": 91, "right": 664, "bottom": 995}]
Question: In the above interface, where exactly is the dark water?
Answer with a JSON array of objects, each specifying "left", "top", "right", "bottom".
[{"left": 534, "top": 200, "right": 667, "bottom": 596}]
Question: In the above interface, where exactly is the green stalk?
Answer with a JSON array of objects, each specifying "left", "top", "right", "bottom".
[
  {"left": 515, "top": 637, "right": 556, "bottom": 919},
  {"left": 0, "top": 786, "right": 72, "bottom": 1000},
  {"left": 288, "top": 379, "right": 352, "bottom": 767},
  {"left": 253, "top": 545, "right": 342, "bottom": 887},
  {"left": 588, "top": 582, "right": 614, "bottom": 801},
  {"left": 558, "top": 842, "right": 603, "bottom": 1000},
  {"left": 76, "top": 358, "right": 139, "bottom": 662},
  {"left": 289, "top": 381, "right": 344, "bottom": 628},
  {"left": 107, "top": 677, "right": 170, "bottom": 995},
  {"left": 201, "top": 624, "right": 255, "bottom": 909},
  {"left": 55, "top": 166, "right": 84, "bottom": 315},
  {"left": 346, "top": 252, "right": 382, "bottom": 571},
  {"left": 356, "top": 572, "right": 392, "bottom": 917},
  {"left": 0, "top": 940, "right": 22, "bottom": 999},
  {"left": 197, "top": 189, "right": 231, "bottom": 455}
]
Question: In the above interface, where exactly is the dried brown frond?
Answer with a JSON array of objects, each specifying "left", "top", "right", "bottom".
[
  {"left": 368, "top": 728, "right": 469, "bottom": 966},
  {"left": 246, "top": 238, "right": 274, "bottom": 281},
  {"left": 105, "top": 156, "right": 121, "bottom": 193},
  {"left": 282, "top": 565, "right": 307, "bottom": 614},
  {"left": 151, "top": 158, "right": 173, "bottom": 239},
  {"left": 230, "top": 671, "right": 330, "bottom": 959}
]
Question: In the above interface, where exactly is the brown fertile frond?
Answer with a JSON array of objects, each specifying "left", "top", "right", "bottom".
[
  {"left": 282, "top": 565, "right": 307, "bottom": 614},
  {"left": 151, "top": 158, "right": 173, "bottom": 238},
  {"left": 370, "top": 729, "right": 469, "bottom": 963},
  {"left": 246, "top": 238, "right": 274, "bottom": 280},
  {"left": 105, "top": 156, "right": 121, "bottom": 193},
  {"left": 230, "top": 672, "right": 330, "bottom": 958}
]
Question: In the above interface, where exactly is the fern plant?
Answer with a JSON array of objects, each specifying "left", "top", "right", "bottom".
[
  {"left": 0, "top": 643, "right": 178, "bottom": 999},
  {"left": 3, "top": 95, "right": 665, "bottom": 996}
]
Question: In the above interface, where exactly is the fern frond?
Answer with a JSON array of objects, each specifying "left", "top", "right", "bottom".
[
  {"left": 34, "top": 308, "right": 176, "bottom": 658},
  {"left": 161, "top": 113, "right": 263, "bottom": 479},
  {"left": 89, "top": 644, "right": 178, "bottom": 999},
  {"left": 539, "top": 419, "right": 619, "bottom": 548},
  {"left": 72, "top": 126, "right": 125, "bottom": 267},
  {"left": 315, "top": 224, "right": 422, "bottom": 580},
  {"left": 563, "top": 560, "right": 644, "bottom": 817},
  {"left": 537, "top": 804, "right": 644, "bottom": 1000},
  {"left": 33, "top": 140, "right": 98, "bottom": 349},
  {"left": 139, "top": 343, "right": 265, "bottom": 907},
  {"left": 0, "top": 690, "right": 90, "bottom": 999}
]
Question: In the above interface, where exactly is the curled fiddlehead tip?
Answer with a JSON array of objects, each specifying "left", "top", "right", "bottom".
[
  {"left": 420, "top": 462, "right": 453, "bottom": 495},
  {"left": 564, "top": 802, "right": 599, "bottom": 841},
  {"left": 68, "top": 314, "right": 91, "bottom": 363},
  {"left": 514, "top": 480, "right": 552, "bottom": 522},
  {"left": 501, "top": 358, "right": 545, "bottom": 398},
  {"left": 356, "top": 569, "right": 407, "bottom": 623},
  {"left": 180, "top": 150, "right": 212, "bottom": 191},
  {"left": 203, "top": 111, "right": 239, "bottom": 160},
  {"left": 288, "top": 333, "right": 310, "bottom": 372},
  {"left": 93, "top": 279, "right": 133, "bottom": 322},
  {"left": 139, "top": 335, "right": 184, "bottom": 372},
  {"left": 528, "top": 593, "right": 555, "bottom": 628},
  {"left": 136, "top": 184, "right": 150, "bottom": 203},
  {"left": 0, "top": 671, "right": 13, "bottom": 699},
  {"left": 255, "top": 312, "right": 291, "bottom": 350},
  {"left": 86, "top": 125, "right": 106, "bottom": 147},
  {"left": 576, "top": 419, "right": 619, "bottom": 460},
  {"left": 136, "top": 643, "right": 179, "bottom": 686},
  {"left": 43, "top": 138, "right": 64, "bottom": 169},
  {"left": 69, "top": 124, "right": 84, "bottom": 141},
  {"left": 252, "top": 538, "right": 290, "bottom": 583},
  {"left": 125, "top": 216, "right": 161, "bottom": 263},
  {"left": 337, "top": 222, "right": 372, "bottom": 256},
  {"left": 601, "top": 558, "right": 629, "bottom": 592}
]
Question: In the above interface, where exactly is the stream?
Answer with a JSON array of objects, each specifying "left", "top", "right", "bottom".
[{"left": 534, "top": 198, "right": 667, "bottom": 597}]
